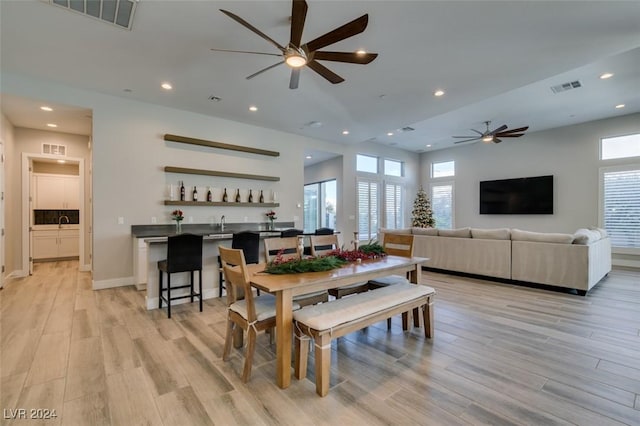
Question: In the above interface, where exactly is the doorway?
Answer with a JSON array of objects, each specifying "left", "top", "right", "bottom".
[{"left": 21, "top": 153, "right": 86, "bottom": 274}]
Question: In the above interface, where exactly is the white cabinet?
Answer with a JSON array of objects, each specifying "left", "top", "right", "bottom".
[
  {"left": 34, "top": 174, "right": 80, "bottom": 209},
  {"left": 33, "top": 228, "right": 79, "bottom": 260}
]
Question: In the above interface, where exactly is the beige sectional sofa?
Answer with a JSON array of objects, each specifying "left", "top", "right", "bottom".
[{"left": 379, "top": 227, "right": 611, "bottom": 295}]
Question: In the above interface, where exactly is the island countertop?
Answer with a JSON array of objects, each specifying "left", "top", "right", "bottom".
[{"left": 130, "top": 222, "right": 295, "bottom": 239}]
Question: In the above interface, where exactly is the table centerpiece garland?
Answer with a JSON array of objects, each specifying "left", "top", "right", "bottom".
[{"left": 264, "top": 241, "right": 385, "bottom": 274}]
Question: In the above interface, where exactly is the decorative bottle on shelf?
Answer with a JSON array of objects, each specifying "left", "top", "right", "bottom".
[
  {"left": 222, "top": 188, "right": 228, "bottom": 202},
  {"left": 192, "top": 186, "right": 198, "bottom": 201},
  {"left": 235, "top": 188, "right": 241, "bottom": 203},
  {"left": 206, "top": 186, "right": 213, "bottom": 202},
  {"left": 180, "top": 181, "right": 185, "bottom": 201},
  {"left": 259, "top": 190, "right": 264, "bottom": 203},
  {"left": 248, "top": 189, "right": 253, "bottom": 203}
]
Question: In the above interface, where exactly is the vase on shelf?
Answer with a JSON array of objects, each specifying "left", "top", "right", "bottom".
[
  {"left": 175, "top": 220, "right": 183, "bottom": 234},
  {"left": 268, "top": 220, "right": 274, "bottom": 231}
]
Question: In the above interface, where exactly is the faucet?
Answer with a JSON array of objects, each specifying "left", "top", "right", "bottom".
[
  {"left": 220, "top": 215, "right": 225, "bottom": 232},
  {"left": 58, "top": 215, "right": 70, "bottom": 228}
]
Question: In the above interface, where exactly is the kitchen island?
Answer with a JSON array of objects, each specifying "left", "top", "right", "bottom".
[{"left": 131, "top": 222, "right": 293, "bottom": 310}]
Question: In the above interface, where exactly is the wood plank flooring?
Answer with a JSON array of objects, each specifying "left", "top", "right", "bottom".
[{"left": 1, "top": 261, "right": 639, "bottom": 425}]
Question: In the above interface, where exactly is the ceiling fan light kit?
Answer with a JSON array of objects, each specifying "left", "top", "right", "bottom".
[{"left": 213, "top": 0, "right": 378, "bottom": 89}]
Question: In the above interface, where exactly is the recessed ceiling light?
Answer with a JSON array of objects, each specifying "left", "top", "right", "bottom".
[
  {"left": 305, "top": 155, "right": 312, "bottom": 159},
  {"left": 342, "top": 130, "right": 349, "bottom": 135},
  {"left": 47, "top": 123, "right": 58, "bottom": 128},
  {"left": 433, "top": 90, "right": 445, "bottom": 97},
  {"left": 599, "top": 72, "right": 614, "bottom": 80},
  {"left": 426, "top": 144, "right": 432, "bottom": 148},
  {"left": 249, "top": 105, "right": 258, "bottom": 112},
  {"left": 161, "top": 82, "right": 173, "bottom": 90},
  {"left": 615, "top": 104, "right": 625, "bottom": 109},
  {"left": 356, "top": 49, "right": 367, "bottom": 55},
  {"left": 387, "top": 132, "right": 394, "bottom": 136},
  {"left": 57, "top": 160, "right": 66, "bottom": 164},
  {"left": 40, "top": 106, "right": 53, "bottom": 111}
]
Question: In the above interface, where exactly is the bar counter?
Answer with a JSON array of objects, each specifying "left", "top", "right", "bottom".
[{"left": 131, "top": 222, "right": 294, "bottom": 310}]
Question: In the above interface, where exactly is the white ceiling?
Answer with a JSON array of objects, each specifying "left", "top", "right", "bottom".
[{"left": 1, "top": 1, "right": 639, "bottom": 157}]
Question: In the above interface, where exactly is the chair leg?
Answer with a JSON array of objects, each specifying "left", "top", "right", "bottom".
[
  {"left": 413, "top": 307, "right": 420, "bottom": 327},
  {"left": 190, "top": 271, "right": 195, "bottom": 303},
  {"left": 387, "top": 317, "right": 392, "bottom": 330},
  {"left": 223, "top": 318, "right": 234, "bottom": 361},
  {"left": 402, "top": 312, "right": 408, "bottom": 331},
  {"left": 198, "top": 269, "right": 203, "bottom": 312},
  {"left": 167, "top": 274, "right": 172, "bottom": 318},
  {"left": 158, "top": 271, "right": 163, "bottom": 309},
  {"left": 242, "top": 326, "right": 257, "bottom": 382},
  {"left": 294, "top": 325, "right": 309, "bottom": 380},
  {"left": 315, "top": 334, "right": 331, "bottom": 397}
]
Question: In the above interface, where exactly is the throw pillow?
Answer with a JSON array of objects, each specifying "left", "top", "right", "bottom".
[{"left": 573, "top": 228, "right": 601, "bottom": 245}]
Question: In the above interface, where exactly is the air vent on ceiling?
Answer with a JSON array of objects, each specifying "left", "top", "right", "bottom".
[
  {"left": 45, "top": 0, "right": 137, "bottom": 30},
  {"left": 42, "top": 143, "right": 67, "bottom": 156},
  {"left": 550, "top": 80, "right": 582, "bottom": 94},
  {"left": 400, "top": 126, "right": 415, "bottom": 132}
]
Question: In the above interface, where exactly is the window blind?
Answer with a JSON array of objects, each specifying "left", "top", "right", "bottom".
[
  {"left": 431, "top": 184, "right": 453, "bottom": 230},
  {"left": 357, "top": 179, "right": 378, "bottom": 240},
  {"left": 603, "top": 169, "right": 640, "bottom": 248},
  {"left": 385, "top": 183, "right": 403, "bottom": 229}
]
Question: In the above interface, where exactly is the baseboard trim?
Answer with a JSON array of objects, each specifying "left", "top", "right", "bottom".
[
  {"left": 7, "top": 270, "right": 28, "bottom": 279},
  {"left": 79, "top": 263, "right": 92, "bottom": 272},
  {"left": 612, "top": 259, "right": 640, "bottom": 269},
  {"left": 93, "top": 276, "right": 134, "bottom": 290}
]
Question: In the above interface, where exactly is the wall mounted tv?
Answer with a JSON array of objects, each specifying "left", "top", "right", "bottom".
[{"left": 479, "top": 175, "right": 553, "bottom": 214}]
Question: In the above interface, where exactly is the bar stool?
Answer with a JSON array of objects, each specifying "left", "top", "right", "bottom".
[
  {"left": 158, "top": 233, "right": 203, "bottom": 318},
  {"left": 218, "top": 231, "right": 261, "bottom": 298}
]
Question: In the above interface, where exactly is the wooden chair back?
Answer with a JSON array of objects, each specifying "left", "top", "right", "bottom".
[
  {"left": 219, "top": 246, "right": 255, "bottom": 319},
  {"left": 383, "top": 233, "right": 414, "bottom": 258},
  {"left": 264, "top": 237, "right": 301, "bottom": 262},
  {"left": 309, "top": 234, "right": 339, "bottom": 257}
]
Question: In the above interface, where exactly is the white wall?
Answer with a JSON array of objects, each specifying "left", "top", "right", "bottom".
[
  {"left": 420, "top": 113, "right": 640, "bottom": 232},
  {"left": 0, "top": 113, "right": 18, "bottom": 276}
]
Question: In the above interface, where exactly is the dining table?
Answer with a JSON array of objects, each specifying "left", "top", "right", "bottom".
[{"left": 248, "top": 255, "right": 429, "bottom": 389}]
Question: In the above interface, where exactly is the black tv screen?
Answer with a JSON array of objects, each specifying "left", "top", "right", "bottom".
[{"left": 480, "top": 175, "right": 553, "bottom": 214}]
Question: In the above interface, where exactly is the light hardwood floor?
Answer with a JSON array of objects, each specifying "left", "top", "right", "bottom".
[{"left": 1, "top": 261, "right": 639, "bottom": 425}]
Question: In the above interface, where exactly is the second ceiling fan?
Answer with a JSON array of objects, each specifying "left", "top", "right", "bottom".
[
  {"left": 211, "top": 0, "right": 378, "bottom": 89},
  {"left": 453, "top": 121, "right": 529, "bottom": 144}
]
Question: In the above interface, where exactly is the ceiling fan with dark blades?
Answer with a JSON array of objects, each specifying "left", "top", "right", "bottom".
[
  {"left": 453, "top": 121, "right": 529, "bottom": 144},
  {"left": 211, "top": 0, "right": 378, "bottom": 89}
]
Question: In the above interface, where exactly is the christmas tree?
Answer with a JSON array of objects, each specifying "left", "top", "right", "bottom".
[{"left": 411, "top": 187, "right": 436, "bottom": 228}]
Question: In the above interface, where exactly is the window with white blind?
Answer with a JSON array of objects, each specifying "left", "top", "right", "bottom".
[
  {"left": 431, "top": 183, "right": 454, "bottom": 229},
  {"left": 385, "top": 183, "right": 403, "bottom": 229},
  {"left": 357, "top": 178, "right": 379, "bottom": 241},
  {"left": 601, "top": 165, "right": 640, "bottom": 250}
]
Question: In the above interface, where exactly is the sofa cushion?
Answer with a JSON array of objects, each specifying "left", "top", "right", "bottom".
[
  {"left": 380, "top": 227, "right": 411, "bottom": 235},
  {"left": 438, "top": 227, "right": 471, "bottom": 238},
  {"left": 412, "top": 227, "right": 438, "bottom": 236},
  {"left": 573, "top": 228, "right": 601, "bottom": 245},
  {"left": 471, "top": 228, "right": 511, "bottom": 240},
  {"left": 511, "top": 229, "right": 574, "bottom": 244}
]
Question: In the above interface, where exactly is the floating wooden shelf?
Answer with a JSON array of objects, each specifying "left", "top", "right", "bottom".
[
  {"left": 164, "top": 134, "right": 280, "bottom": 157},
  {"left": 165, "top": 200, "right": 279, "bottom": 207},
  {"left": 164, "top": 166, "right": 279, "bottom": 182}
]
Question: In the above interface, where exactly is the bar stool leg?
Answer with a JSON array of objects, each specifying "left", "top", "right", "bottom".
[
  {"left": 167, "top": 274, "right": 172, "bottom": 319},
  {"left": 158, "top": 271, "right": 163, "bottom": 309},
  {"left": 198, "top": 269, "right": 203, "bottom": 312},
  {"left": 190, "top": 271, "right": 195, "bottom": 303}
]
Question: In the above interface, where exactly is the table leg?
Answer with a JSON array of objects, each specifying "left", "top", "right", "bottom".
[{"left": 275, "top": 289, "right": 293, "bottom": 388}]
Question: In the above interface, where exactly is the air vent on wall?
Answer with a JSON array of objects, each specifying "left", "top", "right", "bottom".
[
  {"left": 550, "top": 80, "right": 582, "bottom": 94},
  {"left": 44, "top": 0, "right": 137, "bottom": 30},
  {"left": 42, "top": 143, "right": 67, "bottom": 156}
]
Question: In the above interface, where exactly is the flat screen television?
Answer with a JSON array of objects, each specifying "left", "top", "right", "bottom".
[{"left": 480, "top": 175, "right": 553, "bottom": 214}]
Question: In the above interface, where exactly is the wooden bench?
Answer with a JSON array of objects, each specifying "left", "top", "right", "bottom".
[{"left": 293, "top": 283, "right": 435, "bottom": 396}]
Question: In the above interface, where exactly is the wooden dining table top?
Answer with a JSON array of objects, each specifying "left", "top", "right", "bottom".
[{"left": 247, "top": 255, "right": 429, "bottom": 294}]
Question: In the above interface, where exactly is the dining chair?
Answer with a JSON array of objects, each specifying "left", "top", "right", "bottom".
[
  {"left": 309, "top": 234, "right": 339, "bottom": 256},
  {"left": 218, "top": 231, "right": 261, "bottom": 297},
  {"left": 280, "top": 228, "right": 304, "bottom": 238},
  {"left": 157, "top": 233, "right": 203, "bottom": 318},
  {"left": 264, "top": 237, "right": 329, "bottom": 307},
  {"left": 368, "top": 233, "right": 415, "bottom": 328},
  {"left": 220, "top": 246, "right": 300, "bottom": 382},
  {"left": 314, "top": 227, "right": 334, "bottom": 235}
]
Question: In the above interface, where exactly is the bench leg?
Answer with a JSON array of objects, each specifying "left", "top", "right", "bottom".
[
  {"left": 413, "top": 307, "right": 420, "bottom": 327},
  {"left": 402, "top": 312, "right": 408, "bottom": 331},
  {"left": 315, "top": 334, "right": 331, "bottom": 397},
  {"left": 423, "top": 296, "right": 434, "bottom": 338},
  {"left": 294, "top": 325, "right": 309, "bottom": 380}
]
